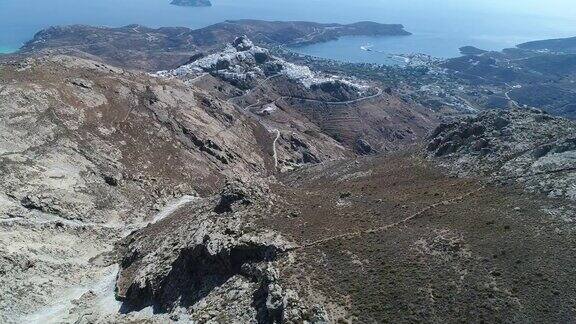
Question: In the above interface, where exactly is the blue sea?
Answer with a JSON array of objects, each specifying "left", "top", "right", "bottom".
[{"left": 2, "top": 0, "right": 576, "bottom": 64}]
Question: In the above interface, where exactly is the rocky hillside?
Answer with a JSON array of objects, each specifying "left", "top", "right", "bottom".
[
  {"left": 0, "top": 37, "right": 436, "bottom": 322},
  {"left": 1, "top": 29, "right": 576, "bottom": 323},
  {"left": 427, "top": 108, "right": 576, "bottom": 201},
  {"left": 0, "top": 54, "right": 289, "bottom": 322},
  {"left": 160, "top": 36, "right": 436, "bottom": 160}
]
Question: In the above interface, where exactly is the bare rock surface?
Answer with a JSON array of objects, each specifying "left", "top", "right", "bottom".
[
  {"left": 427, "top": 108, "right": 576, "bottom": 200},
  {"left": 0, "top": 54, "right": 279, "bottom": 323},
  {"left": 108, "top": 179, "right": 327, "bottom": 323}
]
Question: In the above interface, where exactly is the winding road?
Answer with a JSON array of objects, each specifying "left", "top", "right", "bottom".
[
  {"left": 187, "top": 73, "right": 208, "bottom": 84},
  {"left": 226, "top": 74, "right": 283, "bottom": 105},
  {"left": 247, "top": 85, "right": 382, "bottom": 172},
  {"left": 221, "top": 74, "right": 384, "bottom": 172},
  {"left": 504, "top": 83, "right": 521, "bottom": 108},
  {"left": 273, "top": 87, "right": 383, "bottom": 106},
  {"left": 271, "top": 129, "right": 281, "bottom": 169}
]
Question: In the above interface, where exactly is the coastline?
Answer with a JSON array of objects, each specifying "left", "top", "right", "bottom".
[{"left": 0, "top": 46, "right": 17, "bottom": 54}]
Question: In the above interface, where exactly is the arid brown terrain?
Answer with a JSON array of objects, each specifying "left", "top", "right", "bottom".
[{"left": 1, "top": 21, "right": 575, "bottom": 324}]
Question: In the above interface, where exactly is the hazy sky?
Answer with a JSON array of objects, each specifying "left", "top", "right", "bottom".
[{"left": 404, "top": 0, "right": 576, "bottom": 19}]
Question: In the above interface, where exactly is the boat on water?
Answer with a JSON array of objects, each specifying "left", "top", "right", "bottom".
[{"left": 360, "top": 44, "right": 373, "bottom": 51}]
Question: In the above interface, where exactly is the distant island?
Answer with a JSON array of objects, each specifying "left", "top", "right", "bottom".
[
  {"left": 459, "top": 46, "right": 488, "bottom": 56},
  {"left": 170, "top": 0, "right": 212, "bottom": 7}
]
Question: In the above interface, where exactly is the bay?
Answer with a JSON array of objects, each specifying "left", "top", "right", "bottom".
[{"left": 1, "top": 0, "right": 576, "bottom": 62}]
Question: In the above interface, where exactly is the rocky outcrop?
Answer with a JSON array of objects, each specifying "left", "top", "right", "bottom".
[
  {"left": 112, "top": 180, "right": 327, "bottom": 323},
  {"left": 214, "top": 179, "right": 259, "bottom": 213},
  {"left": 428, "top": 108, "right": 576, "bottom": 200}
]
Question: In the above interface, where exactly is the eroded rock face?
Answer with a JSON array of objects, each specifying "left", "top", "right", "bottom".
[
  {"left": 214, "top": 179, "right": 260, "bottom": 214},
  {"left": 428, "top": 108, "right": 576, "bottom": 200},
  {"left": 113, "top": 180, "right": 327, "bottom": 323},
  {"left": 118, "top": 237, "right": 285, "bottom": 313},
  {"left": 0, "top": 54, "right": 282, "bottom": 323}
]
